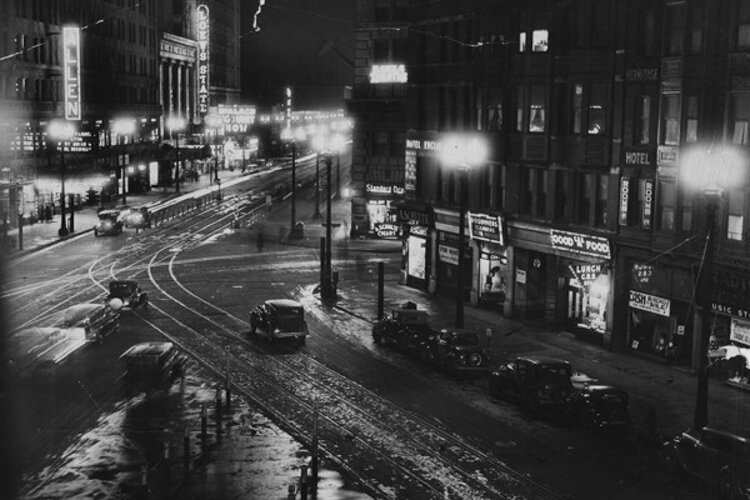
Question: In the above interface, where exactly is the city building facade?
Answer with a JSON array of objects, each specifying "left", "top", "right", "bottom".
[{"left": 350, "top": 0, "right": 750, "bottom": 382}]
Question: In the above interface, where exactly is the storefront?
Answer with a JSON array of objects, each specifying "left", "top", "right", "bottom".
[
  {"left": 433, "top": 207, "right": 471, "bottom": 299},
  {"left": 626, "top": 262, "right": 694, "bottom": 365},
  {"left": 468, "top": 212, "right": 508, "bottom": 311},
  {"left": 507, "top": 223, "right": 614, "bottom": 343},
  {"left": 365, "top": 183, "right": 403, "bottom": 238},
  {"left": 397, "top": 204, "right": 433, "bottom": 289}
]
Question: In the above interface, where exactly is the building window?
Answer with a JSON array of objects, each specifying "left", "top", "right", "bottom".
[
  {"left": 573, "top": 84, "right": 583, "bottom": 134},
  {"left": 372, "top": 131, "right": 389, "bottom": 157},
  {"left": 689, "top": 5, "right": 704, "bottom": 53},
  {"left": 727, "top": 190, "right": 745, "bottom": 241},
  {"left": 662, "top": 94, "right": 681, "bottom": 145},
  {"left": 520, "top": 167, "right": 532, "bottom": 215},
  {"left": 657, "top": 180, "right": 676, "bottom": 231},
  {"left": 516, "top": 86, "right": 525, "bottom": 132},
  {"left": 637, "top": 9, "right": 656, "bottom": 56},
  {"left": 738, "top": 1, "right": 750, "bottom": 49},
  {"left": 518, "top": 32, "right": 527, "bottom": 52},
  {"left": 578, "top": 173, "right": 594, "bottom": 224},
  {"left": 595, "top": 174, "right": 608, "bottom": 226},
  {"left": 685, "top": 96, "right": 698, "bottom": 143},
  {"left": 732, "top": 94, "right": 750, "bottom": 145},
  {"left": 528, "top": 86, "right": 545, "bottom": 132},
  {"left": 554, "top": 171, "right": 568, "bottom": 221},
  {"left": 681, "top": 189, "right": 693, "bottom": 233},
  {"left": 587, "top": 84, "right": 606, "bottom": 134},
  {"left": 666, "top": 3, "right": 684, "bottom": 55},
  {"left": 532, "top": 30, "right": 549, "bottom": 52},
  {"left": 535, "top": 168, "right": 548, "bottom": 217},
  {"left": 636, "top": 95, "right": 651, "bottom": 144}
]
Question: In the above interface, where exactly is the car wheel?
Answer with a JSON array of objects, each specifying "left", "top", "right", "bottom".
[
  {"left": 94, "top": 230, "right": 99, "bottom": 237},
  {"left": 467, "top": 352, "right": 484, "bottom": 367}
]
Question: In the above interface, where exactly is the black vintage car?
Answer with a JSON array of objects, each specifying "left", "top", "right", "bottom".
[
  {"left": 420, "top": 330, "right": 490, "bottom": 372},
  {"left": 490, "top": 357, "right": 573, "bottom": 414},
  {"left": 107, "top": 280, "right": 148, "bottom": 310},
  {"left": 566, "top": 384, "right": 632, "bottom": 435},
  {"left": 372, "top": 306, "right": 434, "bottom": 351},
  {"left": 663, "top": 427, "right": 750, "bottom": 500},
  {"left": 249, "top": 299, "right": 308, "bottom": 343},
  {"left": 120, "top": 341, "right": 187, "bottom": 395}
]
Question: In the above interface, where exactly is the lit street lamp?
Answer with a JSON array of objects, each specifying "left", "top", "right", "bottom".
[
  {"left": 47, "top": 120, "right": 77, "bottom": 237},
  {"left": 680, "top": 144, "right": 747, "bottom": 431},
  {"left": 205, "top": 113, "right": 223, "bottom": 187},
  {"left": 166, "top": 116, "right": 187, "bottom": 192},
  {"left": 313, "top": 133, "right": 346, "bottom": 301},
  {"left": 112, "top": 118, "right": 136, "bottom": 205},
  {"left": 439, "top": 134, "right": 488, "bottom": 328}
]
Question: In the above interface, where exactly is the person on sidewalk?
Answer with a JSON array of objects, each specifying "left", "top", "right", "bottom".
[{"left": 256, "top": 230, "right": 264, "bottom": 253}]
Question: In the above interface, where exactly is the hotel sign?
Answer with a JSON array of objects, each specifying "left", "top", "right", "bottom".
[
  {"left": 549, "top": 229, "right": 611, "bottom": 260},
  {"left": 369, "top": 64, "right": 408, "bottom": 84},
  {"left": 63, "top": 26, "right": 82, "bottom": 120},
  {"left": 629, "top": 290, "right": 671, "bottom": 316},
  {"left": 196, "top": 4, "right": 210, "bottom": 116},
  {"left": 468, "top": 212, "right": 505, "bottom": 245}
]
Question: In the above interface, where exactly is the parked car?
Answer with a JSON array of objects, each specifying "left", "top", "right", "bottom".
[
  {"left": 420, "top": 329, "right": 490, "bottom": 372},
  {"left": 249, "top": 299, "right": 308, "bottom": 343},
  {"left": 663, "top": 426, "right": 750, "bottom": 499},
  {"left": 489, "top": 357, "right": 573, "bottom": 414},
  {"left": 372, "top": 304, "right": 433, "bottom": 348},
  {"left": 94, "top": 209, "right": 123, "bottom": 236},
  {"left": 566, "top": 384, "right": 632, "bottom": 435},
  {"left": 120, "top": 341, "right": 187, "bottom": 394},
  {"left": 106, "top": 280, "right": 148, "bottom": 310}
]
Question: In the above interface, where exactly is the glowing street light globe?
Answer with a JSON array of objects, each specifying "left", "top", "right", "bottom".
[
  {"left": 112, "top": 118, "right": 136, "bottom": 136},
  {"left": 47, "top": 120, "right": 76, "bottom": 141},
  {"left": 680, "top": 144, "right": 747, "bottom": 194},
  {"left": 166, "top": 116, "right": 187, "bottom": 132},
  {"left": 439, "top": 134, "right": 488, "bottom": 169}
]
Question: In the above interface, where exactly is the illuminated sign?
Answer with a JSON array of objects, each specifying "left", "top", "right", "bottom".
[
  {"left": 549, "top": 229, "right": 611, "bottom": 259},
  {"left": 731, "top": 318, "right": 750, "bottom": 346},
  {"left": 618, "top": 177, "right": 630, "bottom": 226},
  {"left": 216, "top": 104, "right": 256, "bottom": 134},
  {"left": 365, "top": 183, "right": 405, "bottom": 195},
  {"left": 438, "top": 244, "right": 459, "bottom": 265},
  {"left": 374, "top": 223, "right": 399, "bottom": 239},
  {"left": 641, "top": 179, "right": 653, "bottom": 229},
  {"left": 569, "top": 264, "right": 603, "bottom": 288},
  {"left": 629, "top": 290, "right": 670, "bottom": 316},
  {"left": 196, "top": 4, "right": 210, "bottom": 116},
  {"left": 63, "top": 26, "right": 82, "bottom": 120},
  {"left": 405, "top": 150, "right": 417, "bottom": 191},
  {"left": 468, "top": 212, "right": 505, "bottom": 245},
  {"left": 369, "top": 64, "right": 408, "bottom": 84}
]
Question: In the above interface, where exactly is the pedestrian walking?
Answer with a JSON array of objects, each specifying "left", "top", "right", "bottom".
[
  {"left": 256, "top": 230, "right": 265, "bottom": 253},
  {"left": 44, "top": 204, "right": 52, "bottom": 222}
]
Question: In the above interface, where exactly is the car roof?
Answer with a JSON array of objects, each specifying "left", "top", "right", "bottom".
[
  {"left": 120, "top": 341, "right": 175, "bottom": 359},
  {"left": 67, "top": 303, "right": 104, "bottom": 314},
  {"left": 99, "top": 209, "right": 119, "bottom": 216},
  {"left": 265, "top": 299, "right": 303, "bottom": 309},
  {"left": 584, "top": 384, "right": 627, "bottom": 394}
]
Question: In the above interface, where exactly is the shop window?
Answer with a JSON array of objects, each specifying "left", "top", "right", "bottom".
[
  {"left": 528, "top": 86, "right": 546, "bottom": 133},
  {"left": 685, "top": 96, "right": 699, "bottom": 143},
  {"left": 661, "top": 94, "right": 681, "bottom": 145},
  {"left": 727, "top": 190, "right": 746, "bottom": 241},
  {"left": 657, "top": 180, "right": 676, "bottom": 232},
  {"left": 732, "top": 94, "right": 750, "bottom": 145}
]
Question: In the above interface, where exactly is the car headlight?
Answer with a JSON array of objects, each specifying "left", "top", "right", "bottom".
[{"left": 274, "top": 328, "right": 280, "bottom": 334}]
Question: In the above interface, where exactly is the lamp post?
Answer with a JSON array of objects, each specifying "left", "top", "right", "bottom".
[
  {"left": 439, "top": 134, "right": 488, "bottom": 329},
  {"left": 47, "top": 120, "right": 76, "bottom": 237},
  {"left": 205, "top": 114, "right": 223, "bottom": 198},
  {"left": 680, "top": 144, "right": 747, "bottom": 431},
  {"left": 282, "top": 126, "right": 307, "bottom": 239},
  {"left": 166, "top": 116, "right": 187, "bottom": 193},
  {"left": 112, "top": 118, "right": 136, "bottom": 205}
]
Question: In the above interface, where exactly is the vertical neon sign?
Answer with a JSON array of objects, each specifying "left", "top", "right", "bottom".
[
  {"left": 63, "top": 26, "right": 82, "bottom": 120},
  {"left": 197, "top": 4, "right": 210, "bottom": 117}
]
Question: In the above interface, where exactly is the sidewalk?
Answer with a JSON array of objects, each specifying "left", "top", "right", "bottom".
[
  {"left": 259, "top": 191, "right": 750, "bottom": 441},
  {"left": 1, "top": 168, "right": 250, "bottom": 260}
]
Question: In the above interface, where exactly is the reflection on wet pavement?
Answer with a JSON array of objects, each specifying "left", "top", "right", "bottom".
[{"left": 22, "top": 363, "right": 371, "bottom": 499}]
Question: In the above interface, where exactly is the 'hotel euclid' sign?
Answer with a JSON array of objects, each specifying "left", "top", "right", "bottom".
[
  {"left": 196, "top": 4, "right": 210, "bottom": 116},
  {"left": 63, "top": 26, "right": 81, "bottom": 120},
  {"left": 369, "top": 64, "right": 408, "bottom": 84}
]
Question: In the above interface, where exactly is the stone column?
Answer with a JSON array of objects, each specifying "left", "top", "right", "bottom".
[
  {"left": 176, "top": 62, "right": 183, "bottom": 118},
  {"left": 168, "top": 61, "right": 174, "bottom": 115},
  {"left": 185, "top": 64, "right": 192, "bottom": 121}
]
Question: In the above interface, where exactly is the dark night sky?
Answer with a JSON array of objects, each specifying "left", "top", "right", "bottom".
[{"left": 240, "top": 0, "right": 356, "bottom": 110}]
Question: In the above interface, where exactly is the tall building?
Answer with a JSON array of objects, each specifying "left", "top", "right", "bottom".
[
  {"left": 350, "top": 0, "right": 750, "bottom": 382},
  {"left": 0, "top": 0, "right": 162, "bottom": 230}
]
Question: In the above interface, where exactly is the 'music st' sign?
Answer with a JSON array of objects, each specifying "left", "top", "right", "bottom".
[{"left": 63, "top": 26, "right": 82, "bottom": 120}]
